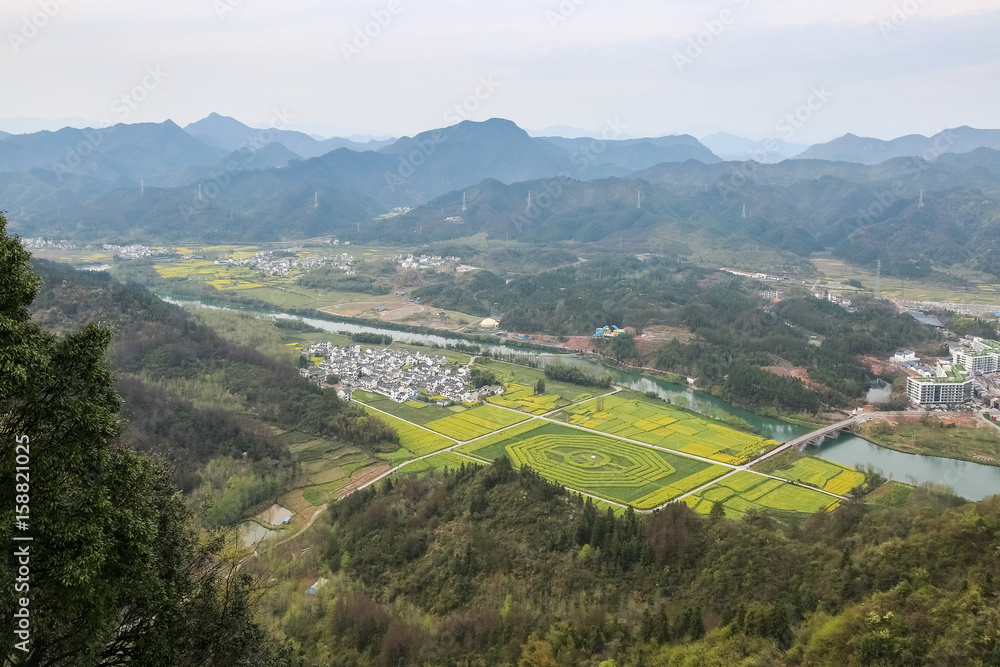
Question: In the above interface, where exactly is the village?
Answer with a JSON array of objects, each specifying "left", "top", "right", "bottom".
[
  {"left": 299, "top": 342, "right": 503, "bottom": 404},
  {"left": 218, "top": 250, "right": 355, "bottom": 277},
  {"left": 395, "top": 253, "right": 461, "bottom": 269}
]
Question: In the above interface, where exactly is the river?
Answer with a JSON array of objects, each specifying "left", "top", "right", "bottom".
[{"left": 164, "top": 297, "right": 1000, "bottom": 501}]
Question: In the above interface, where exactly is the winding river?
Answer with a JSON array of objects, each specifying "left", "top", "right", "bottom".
[{"left": 165, "top": 298, "right": 1000, "bottom": 501}]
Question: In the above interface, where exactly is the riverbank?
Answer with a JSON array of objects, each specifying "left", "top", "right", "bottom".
[
  {"left": 856, "top": 415, "right": 1000, "bottom": 467},
  {"left": 159, "top": 293, "right": 1000, "bottom": 500}
]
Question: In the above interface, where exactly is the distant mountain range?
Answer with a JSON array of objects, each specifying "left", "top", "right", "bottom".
[
  {"left": 184, "top": 113, "right": 395, "bottom": 157},
  {"left": 700, "top": 132, "right": 808, "bottom": 163},
  {"left": 3, "top": 115, "right": 1000, "bottom": 279},
  {"left": 795, "top": 126, "right": 1000, "bottom": 164}
]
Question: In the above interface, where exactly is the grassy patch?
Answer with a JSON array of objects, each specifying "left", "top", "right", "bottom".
[
  {"left": 858, "top": 419, "right": 1000, "bottom": 466},
  {"left": 863, "top": 480, "right": 915, "bottom": 508},
  {"left": 353, "top": 390, "right": 465, "bottom": 425},
  {"left": 393, "top": 451, "right": 474, "bottom": 477}
]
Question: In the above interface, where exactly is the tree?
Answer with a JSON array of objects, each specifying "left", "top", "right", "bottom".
[
  {"left": 0, "top": 217, "right": 290, "bottom": 666},
  {"left": 534, "top": 378, "right": 546, "bottom": 395}
]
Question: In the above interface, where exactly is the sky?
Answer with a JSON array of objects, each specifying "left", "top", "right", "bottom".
[{"left": 1, "top": 0, "right": 998, "bottom": 143}]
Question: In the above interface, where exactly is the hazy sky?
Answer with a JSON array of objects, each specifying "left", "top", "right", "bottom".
[{"left": 1, "top": 0, "right": 997, "bottom": 142}]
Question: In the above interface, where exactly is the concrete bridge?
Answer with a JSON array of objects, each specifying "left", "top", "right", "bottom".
[{"left": 751, "top": 416, "right": 865, "bottom": 467}]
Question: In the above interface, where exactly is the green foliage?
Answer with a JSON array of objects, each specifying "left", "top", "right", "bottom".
[
  {"left": 254, "top": 455, "right": 1000, "bottom": 666},
  {"left": 931, "top": 310, "right": 1000, "bottom": 340},
  {"left": 469, "top": 366, "right": 501, "bottom": 388},
  {"left": 415, "top": 255, "right": 692, "bottom": 335},
  {"left": 194, "top": 457, "right": 290, "bottom": 528},
  {"left": 544, "top": 362, "right": 612, "bottom": 388},
  {"left": 347, "top": 331, "right": 393, "bottom": 345},
  {"left": 595, "top": 332, "right": 638, "bottom": 361},
  {"left": 27, "top": 259, "right": 399, "bottom": 469},
  {"left": 298, "top": 268, "right": 389, "bottom": 295},
  {"left": 652, "top": 289, "right": 938, "bottom": 410},
  {"left": 0, "top": 217, "right": 291, "bottom": 665},
  {"left": 190, "top": 306, "right": 300, "bottom": 365}
]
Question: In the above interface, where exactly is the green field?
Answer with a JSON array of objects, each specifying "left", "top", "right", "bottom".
[
  {"left": 753, "top": 450, "right": 865, "bottom": 495},
  {"left": 462, "top": 422, "right": 728, "bottom": 509},
  {"left": 474, "top": 359, "right": 595, "bottom": 405},
  {"left": 424, "top": 404, "right": 530, "bottom": 441},
  {"left": 813, "top": 257, "right": 1000, "bottom": 305},
  {"left": 353, "top": 390, "right": 467, "bottom": 425},
  {"left": 555, "top": 391, "right": 779, "bottom": 465},
  {"left": 392, "top": 451, "right": 474, "bottom": 477},
  {"left": 685, "top": 471, "right": 840, "bottom": 519},
  {"left": 357, "top": 406, "right": 454, "bottom": 457},
  {"left": 863, "top": 480, "right": 915, "bottom": 508}
]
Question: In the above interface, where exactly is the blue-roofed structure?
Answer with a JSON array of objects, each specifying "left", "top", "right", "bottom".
[{"left": 907, "top": 311, "right": 944, "bottom": 327}]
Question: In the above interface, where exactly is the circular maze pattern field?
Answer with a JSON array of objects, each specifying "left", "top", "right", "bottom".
[{"left": 507, "top": 434, "right": 676, "bottom": 490}]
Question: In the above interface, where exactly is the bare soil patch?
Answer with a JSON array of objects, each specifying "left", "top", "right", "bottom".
[{"left": 336, "top": 463, "right": 391, "bottom": 499}]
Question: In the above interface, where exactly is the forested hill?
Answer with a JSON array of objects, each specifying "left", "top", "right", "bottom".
[
  {"left": 27, "top": 259, "right": 397, "bottom": 492},
  {"left": 385, "top": 148, "right": 1000, "bottom": 279},
  {"left": 412, "top": 254, "right": 940, "bottom": 412},
  {"left": 9, "top": 144, "right": 1000, "bottom": 279},
  {"left": 254, "top": 457, "right": 1000, "bottom": 665}
]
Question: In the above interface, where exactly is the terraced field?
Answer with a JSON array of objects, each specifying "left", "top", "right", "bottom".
[
  {"left": 863, "top": 480, "right": 914, "bottom": 508},
  {"left": 463, "top": 422, "right": 728, "bottom": 509},
  {"left": 685, "top": 471, "right": 840, "bottom": 519},
  {"left": 424, "top": 404, "right": 530, "bottom": 441},
  {"left": 753, "top": 450, "right": 865, "bottom": 495},
  {"left": 555, "top": 391, "right": 779, "bottom": 465}
]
